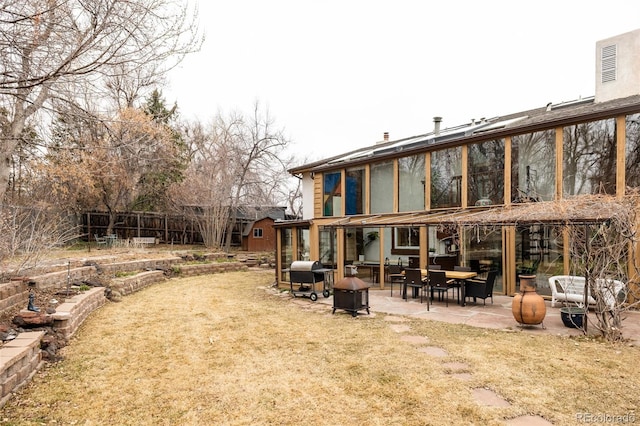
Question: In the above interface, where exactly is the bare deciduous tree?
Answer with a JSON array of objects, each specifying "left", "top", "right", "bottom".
[
  {"left": 170, "top": 119, "right": 235, "bottom": 247},
  {"left": 568, "top": 199, "right": 640, "bottom": 341},
  {"left": 38, "top": 106, "right": 181, "bottom": 235},
  {"left": 221, "top": 102, "right": 291, "bottom": 251},
  {"left": 171, "top": 102, "right": 296, "bottom": 249},
  {"left": 0, "top": 205, "right": 79, "bottom": 277},
  {"left": 0, "top": 0, "right": 202, "bottom": 202}
]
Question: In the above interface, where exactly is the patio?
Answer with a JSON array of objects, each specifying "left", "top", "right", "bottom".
[{"left": 317, "top": 288, "right": 640, "bottom": 345}]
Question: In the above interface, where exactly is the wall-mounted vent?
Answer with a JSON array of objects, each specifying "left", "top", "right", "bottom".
[{"left": 601, "top": 44, "right": 617, "bottom": 83}]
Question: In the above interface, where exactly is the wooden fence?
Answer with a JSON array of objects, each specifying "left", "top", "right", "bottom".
[{"left": 83, "top": 211, "right": 204, "bottom": 244}]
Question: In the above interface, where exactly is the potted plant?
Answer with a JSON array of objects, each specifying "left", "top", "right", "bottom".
[
  {"left": 364, "top": 231, "right": 379, "bottom": 247},
  {"left": 559, "top": 304, "right": 586, "bottom": 329}
]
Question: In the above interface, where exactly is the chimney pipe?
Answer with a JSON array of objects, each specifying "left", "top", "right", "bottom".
[
  {"left": 383, "top": 132, "right": 389, "bottom": 141},
  {"left": 433, "top": 117, "right": 442, "bottom": 136}
]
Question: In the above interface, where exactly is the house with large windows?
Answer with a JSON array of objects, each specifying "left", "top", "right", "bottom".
[{"left": 275, "top": 29, "right": 640, "bottom": 300}]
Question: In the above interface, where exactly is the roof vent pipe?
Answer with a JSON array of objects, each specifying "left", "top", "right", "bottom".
[
  {"left": 433, "top": 116, "right": 442, "bottom": 136},
  {"left": 383, "top": 132, "right": 389, "bottom": 141}
]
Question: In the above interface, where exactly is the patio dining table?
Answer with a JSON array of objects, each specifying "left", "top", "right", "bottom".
[{"left": 422, "top": 269, "right": 478, "bottom": 305}]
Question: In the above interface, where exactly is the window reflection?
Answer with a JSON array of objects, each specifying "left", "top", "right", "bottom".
[
  {"left": 512, "top": 130, "right": 555, "bottom": 202},
  {"left": 563, "top": 119, "right": 616, "bottom": 196},
  {"left": 626, "top": 113, "right": 640, "bottom": 188},
  {"left": 431, "top": 147, "right": 462, "bottom": 208},
  {"left": 468, "top": 139, "right": 504, "bottom": 206}
]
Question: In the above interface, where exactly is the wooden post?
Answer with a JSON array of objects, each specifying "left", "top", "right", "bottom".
[
  {"left": 87, "top": 212, "right": 91, "bottom": 252},
  {"left": 583, "top": 224, "right": 590, "bottom": 333},
  {"left": 165, "top": 214, "right": 168, "bottom": 243}
]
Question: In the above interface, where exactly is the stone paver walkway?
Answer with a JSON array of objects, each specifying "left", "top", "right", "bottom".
[{"left": 380, "top": 313, "right": 554, "bottom": 424}]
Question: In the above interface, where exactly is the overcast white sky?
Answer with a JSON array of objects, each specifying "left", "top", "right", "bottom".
[{"left": 165, "top": 0, "right": 640, "bottom": 163}]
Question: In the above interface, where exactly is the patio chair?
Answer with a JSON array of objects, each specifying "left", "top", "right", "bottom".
[
  {"left": 464, "top": 270, "right": 498, "bottom": 305},
  {"left": 94, "top": 234, "right": 107, "bottom": 247},
  {"left": 469, "top": 259, "right": 481, "bottom": 273},
  {"left": 449, "top": 266, "right": 472, "bottom": 303},
  {"left": 387, "top": 264, "right": 405, "bottom": 297},
  {"left": 429, "top": 270, "right": 449, "bottom": 307},
  {"left": 404, "top": 268, "right": 428, "bottom": 308}
]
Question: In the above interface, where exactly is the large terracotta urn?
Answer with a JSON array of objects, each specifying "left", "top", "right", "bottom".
[{"left": 512, "top": 275, "right": 546, "bottom": 327}]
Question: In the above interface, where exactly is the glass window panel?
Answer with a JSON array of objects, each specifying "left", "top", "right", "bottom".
[
  {"left": 427, "top": 226, "right": 457, "bottom": 269},
  {"left": 391, "top": 226, "right": 420, "bottom": 257},
  {"left": 431, "top": 147, "right": 462, "bottom": 208},
  {"left": 344, "top": 227, "right": 364, "bottom": 264},
  {"left": 626, "top": 113, "right": 640, "bottom": 188},
  {"left": 398, "top": 154, "right": 425, "bottom": 212},
  {"left": 515, "top": 225, "right": 564, "bottom": 297},
  {"left": 563, "top": 119, "right": 616, "bottom": 196},
  {"left": 363, "top": 227, "right": 380, "bottom": 261},
  {"left": 323, "top": 172, "right": 342, "bottom": 216},
  {"left": 511, "top": 130, "right": 555, "bottom": 202},
  {"left": 345, "top": 167, "right": 365, "bottom": 215},
  {"left": 395, "top": 227, "right": 420, "bottom": 250},
  {"left": 370, "top": 161, "right": 394, "bottom": 213},
  {"left": 297, "top": 228, "right": 310, "bottom": 261},
  {"left": 319, "top": 228, "right": 336, "bottom": 269},
  {"left": 280, "top": 228, "right": 293, "bottom": 281},
  {"left": 468, "top": 139, "right": 504, "bottom": 206},
  {"left": 463, "top": 226, "right": 504, "bottom": 293}
]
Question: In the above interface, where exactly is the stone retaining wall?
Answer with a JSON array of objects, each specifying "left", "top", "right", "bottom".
[
  {"left": 176, "top": 262, "right": 248, "bottom": 277},
  {"left": 0, "top": 259, "right": 254, "bottom": 406},
  {"left": 0, "top": 281, "right": 30, "bottom": 318},
  {"left": 0, "top": 331, "right": 44, "bottom": 407},
  {"left": 51, "top": 287, "right": 108, "bottom": 341},
  {"left": 111, "top": 270, "right": 167, "bottom": 297},
  {"left": 97, "top": 257, "right": 181, "bottom": 275},
  {"left": 23, "top": 258, "right": 183, "bottom": 292},
  {"left": 28, "top": 266, "right": 97, "bottom": 291}
]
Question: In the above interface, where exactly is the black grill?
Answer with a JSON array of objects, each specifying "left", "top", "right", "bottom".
[{"left": 288, "top": 261, "right": 332, "bottom": 301}]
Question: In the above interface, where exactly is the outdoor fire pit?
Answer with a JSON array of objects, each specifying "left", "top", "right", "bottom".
[{"left": 332, "top": 265, "right": 370, "bottom": 317}]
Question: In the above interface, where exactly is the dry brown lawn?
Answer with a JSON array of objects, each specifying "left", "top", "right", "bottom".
[{"left": 1, "top": 269, "right": 639, "bottom": 425}]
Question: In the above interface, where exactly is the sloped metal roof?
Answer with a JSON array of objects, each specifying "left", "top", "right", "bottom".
[{"left": 290, "top": 94, "right": 640, "bottom": 175}]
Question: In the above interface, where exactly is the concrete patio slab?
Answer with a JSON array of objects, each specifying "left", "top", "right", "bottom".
[{"left": 317, "top": 289, "right": 640, "bottom": 345}]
